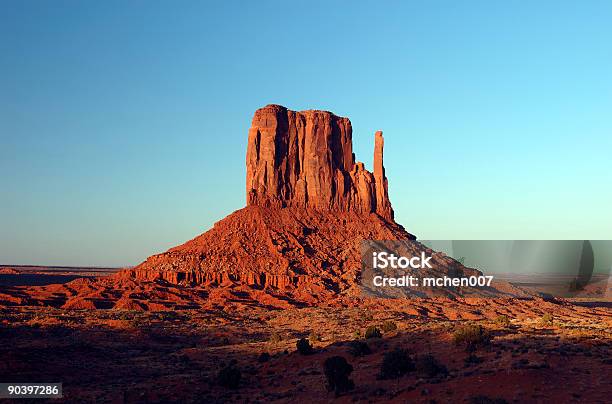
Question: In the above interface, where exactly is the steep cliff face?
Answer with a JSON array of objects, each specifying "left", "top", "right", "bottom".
[{"left": 246, "top": 104, "right": 394, "bottom": 221}]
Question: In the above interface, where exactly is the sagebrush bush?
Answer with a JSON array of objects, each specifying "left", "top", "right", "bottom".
[
  {"left": 495, "top": 315, "right": 511, "bottom": 327},
  {"left": 296, "top": 338, "right": 314, "bottom": 355},
  {"left": 348, "top": 340, "right": 372, "bottom": 357},
  {"left": 539, "top": 313, "right": 553, "bottom": 326},
  {"left": 365, "top": 325, "right": 382, "bottom": 339},
  {"left": 378, "top": 348, "right": 414, "bottom": 379},
  {"left": 269, "top": 332, "right": 282, "bottom": 344},
  {"left": 469, "top": 395, "right": 509, "bottom": 404},
  {"left": 308, "top": 331, "right": 321, "bottom": 344},
  {"left": 217, "top": 362, "right": 241, "bottom": 389},
  {"left": 464, "top": 353, "right": 484, "bottom": 366},
  {"left": 381, "top": 320, "right": 398, "bottom": 332},
  {"left": 257, "top": 352, "right": 270, "bottom": 363},
  {"left": 415, "top": 354, "right": 448, "bottom": 378},
  {"left": 453, "top": 324, "right": 491, "bottom": 351},
  {"left": 323, "top": 356, "right": 354, "bottom": 395}
]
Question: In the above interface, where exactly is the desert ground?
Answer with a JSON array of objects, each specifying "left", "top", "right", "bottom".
[{"left": 1, "top": 270, "right": 610, "bottom": 403}]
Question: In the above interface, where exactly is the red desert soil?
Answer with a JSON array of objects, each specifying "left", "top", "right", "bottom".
[{"left": 1, "top": 105, "right": 610, "bottom": 403}]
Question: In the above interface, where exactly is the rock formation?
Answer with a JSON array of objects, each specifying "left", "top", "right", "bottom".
[
  {"left": 246, "top": 105, "right": 394, "bottom": 221},
  {"left": 122, "top": 205, "right": 413, "bottom": 302},
  {"left": 112, "top": 104, "right": 490, "bottom": 305},
  {"left": 0, "top": 105, "right": 536, "bottom": 310}
]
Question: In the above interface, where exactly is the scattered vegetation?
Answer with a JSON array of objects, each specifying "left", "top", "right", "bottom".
[
  {"left": 217, "top": 362, "right": 241, "bottom": 389},
  {"left": 378, "top": 348, "right": 414, "bottom": 380},
  {"left": 156, "top": 311, "right": 184, "bottom": 322},
  {"left": 296, "top": 338, "right": 314, "bottom": 355},
  {"left": 415, "top": 354, "right": 448, "bottom": 378},
  {"left": 381, "top": 320, "right": 398, "bottom": 333},
  {"left": 323, "top": 356, "right": 354, "bottom": 395},
  {"left": 539, "top": 313, "right": 554, "bottom": 326},
  {"left": 257, "top": 352, "right": 270, "bottom": 363},
  {"left": 308, "top": 331, "right": 321, "bottom": 344},
  {"left": 365, "top": 325, "right": 382, "bottom": 339},
  {"left": 269, "top": 332, "right": 282, "bottom": 344},
  {"left": 353, "top": 330, "right": 361, "bottom": 339},
  {"left": 348, "top": 340, "right": 372, "bottom": 357},
  {"left": 469, "top": 395, "right": 509, "bottom": 404},
  {"left": 453, "top": 324, "right": 491, "bottom": 351},
  {"left": 495, "top": 315, "right": 511, "bottom": 327},
  {"left": 464, "top": 353, "right": 484, "bottom": 366}
]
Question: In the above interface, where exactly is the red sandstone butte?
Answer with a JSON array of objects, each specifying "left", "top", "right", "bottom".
[
  {"left": 117, "top": 105, "right": 505, "bottom": 301},
  {"left": 1, "top": 105, "right": 499, "bottom": 308},
  {"left": 119, "top": 105, "right": 413, "bottom": 296},
  {"left": 246, "top": 104, "right": 394, "bottom": 221}
]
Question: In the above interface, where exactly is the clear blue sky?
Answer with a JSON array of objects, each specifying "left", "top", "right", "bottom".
[{"left": 1, "top": 1, "right": 611, "bottom": 266}]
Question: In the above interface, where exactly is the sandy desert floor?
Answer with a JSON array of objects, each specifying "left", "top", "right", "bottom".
[{"left": 1, "top": 291, "right": 610, "bottom": 403}]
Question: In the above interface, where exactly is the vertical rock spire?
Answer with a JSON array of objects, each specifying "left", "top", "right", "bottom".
[{"left": 373, "top": 131, "right": 394, "bottom": 220}]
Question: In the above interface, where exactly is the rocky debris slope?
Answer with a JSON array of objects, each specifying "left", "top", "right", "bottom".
[{"left": 121, "top": 205, "right": 412, "bottom": 301}]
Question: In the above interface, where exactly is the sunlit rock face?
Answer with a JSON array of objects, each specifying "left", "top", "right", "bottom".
[{"left": 246, "top": 104, "right": 394, "bottom": 221}]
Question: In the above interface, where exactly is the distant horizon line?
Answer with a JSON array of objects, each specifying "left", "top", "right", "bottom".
[{"left": 1, "top": 264, "right": 129, "bottom": 270}]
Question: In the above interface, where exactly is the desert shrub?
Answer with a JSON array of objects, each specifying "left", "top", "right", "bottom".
[
  {"left": 323, "top": 356, "right": 354, "bottom": 395},
  {"left": 348, "top": 340, "right": 372, "bottom": 357},
  {"left": 378, "top": 348, "right": 414, "bottom": 380},
  {"left": 353, "top": 330, "right": 362, "bottom": 339},
  {"left": 308, "top": 331, "right": 321, "bottom": 344},
  {"left": 157, "top": 311, "right": 181, "bottom": 321},
  {"left": 381, "top": 320, "right": 397, "bottom": 333},
  {"left": 296, "top": 338, "right": 314, "bottom": 355},
  {"left": 469, "top": 395, "right": 508, "bottom": 404},
  {"left": 464, "top": 353, "right": 484, "bottom": 366},
  {"left": 415, "top": 354, "right": 448, "bottom": 378},
  {"left": 453, "top": 324, "right": 491, "bottom": 351},
  {"left": 495, "top": 315, "right": 511, "bottom": 327},
  {"left": 217, "top": 362, "right": 241, "bottom": 389},
  {"left": 539, "top": 313, "right": 553, "bottom": 326},
  {"left": 269, "top": 332, "right": 282, "bottom": 344},
  {"left": 365, "top": 325, "right": 382, "bottom": 339},
  {"left": 257, "top": 352, "right": 270, "bottom": 363}
]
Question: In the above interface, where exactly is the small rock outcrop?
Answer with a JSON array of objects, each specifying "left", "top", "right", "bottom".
[{"left": 246, "top": 104, "right": 394, "bottom": 221}]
